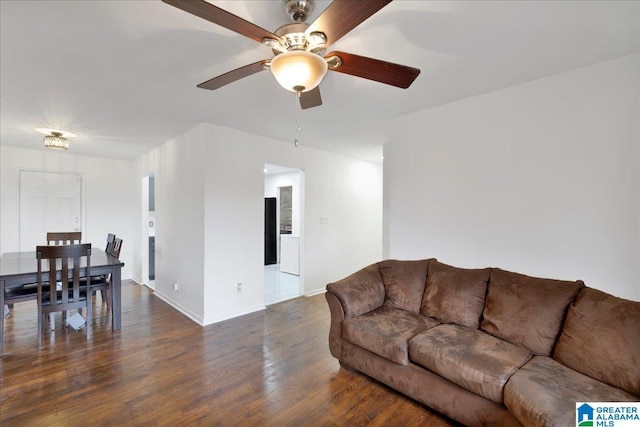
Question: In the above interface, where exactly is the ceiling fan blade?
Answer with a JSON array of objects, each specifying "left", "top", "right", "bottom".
[
  {"left": 197, "top": 60, "right": 269, "bottom": 90},
  {"left": 162, "top": 0, "right": 280, "bottom": 44},
  {"left": 299, "top": 87, "right": 322, "bottom": 110},
  {"left": 326, "top": 51, "right": 420, "bottom": 89},
  {"left": 305, "top": 0, "right": 392, "bottom": 47}
]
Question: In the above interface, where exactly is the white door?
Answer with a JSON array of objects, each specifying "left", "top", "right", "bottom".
[{"left": 19, "top": 171, "right": 82, "bottom": 251}]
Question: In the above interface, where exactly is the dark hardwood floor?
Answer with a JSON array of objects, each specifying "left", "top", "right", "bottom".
[{"left": 1, "top": 282, "right": 457, "bottom": 426}]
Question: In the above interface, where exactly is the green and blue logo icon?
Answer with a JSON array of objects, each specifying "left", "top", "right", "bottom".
[
  {"left": 576, "top": 402, "right": 640, "bottom": 427},
  {"left": 577, "top": 403, "right": 594, "bottom": 426}
]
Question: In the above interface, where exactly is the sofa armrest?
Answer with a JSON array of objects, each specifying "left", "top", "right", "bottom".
[
  {"left": 325, "top": 292, "right": 345, "bottom": 359},
  {"left": 326, "top": 263, "right": 385, "bottom": 318},
  {"left": 325, "top": 263, "right": 385, "bottom": 361}
]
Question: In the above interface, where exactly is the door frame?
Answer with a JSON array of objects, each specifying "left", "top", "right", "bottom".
[
  {"left": 19, "top": 170, "right": 84, "bottom": 251},
  {"left": 263, "top": 165, "right": 305, "bottom": 299},
  {"left": 141, "top": 174, "right": 155, "bottom": 289}
]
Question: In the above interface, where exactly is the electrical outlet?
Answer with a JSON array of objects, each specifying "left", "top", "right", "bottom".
[
  {"left": 237, "top": 282, "right": 242, "bottom": 293},
  {"left": 174, "top": 281, "right": 179, "bottom": 291}
]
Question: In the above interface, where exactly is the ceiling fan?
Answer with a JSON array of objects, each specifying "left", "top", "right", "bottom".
[{"left": 162, "top": 0, "right": 420, "bottom": 109}]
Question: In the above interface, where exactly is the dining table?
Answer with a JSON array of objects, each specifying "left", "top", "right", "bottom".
[{"left": 0, "top": 248, "right": 124, "bottom": 356}]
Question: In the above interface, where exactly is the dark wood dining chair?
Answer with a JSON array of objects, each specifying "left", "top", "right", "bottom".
[
  {"left": 111, "top": 237, "right": 123, "bottom": 258},
  {"left": 91, "top": 234, "right": 119, "bottom": 309},
  {"left": 3, "top": 232, "right": 82, "bottom": 319},
  {"left": 43, "top": 231, "right": 82, "bottom": 327},
  {"left": 105, "top": 233, "right": 116, "bottom": 254},
  {"left": 36, "top": 243, "right": 92, "bottom": 349},
  {"left": 46, "top": 231, "right": 82, "bottom": 246},
  {"left": 4, "top": 283, "right": 39, "bottom": 315}
]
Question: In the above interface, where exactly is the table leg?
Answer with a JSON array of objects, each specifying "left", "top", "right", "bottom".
[{"left": 111, "top": 267, "right": 121, "bottom": 330}]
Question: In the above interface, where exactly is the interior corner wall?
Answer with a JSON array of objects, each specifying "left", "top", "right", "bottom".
[
  {"left": 198, "top": 124, "right": 382, "bottom": 325},
  {"left": 134, "top": 123, "right": 382, "bottom": 326},
  {"left": 384, "top": 54, "right": 640, "bottom": 301},
  {"left": 136, "top": 125, "right": 206, "bottom": 323},
  {"left": 0, "top": 145, "right": 136, "bottom": 279}
]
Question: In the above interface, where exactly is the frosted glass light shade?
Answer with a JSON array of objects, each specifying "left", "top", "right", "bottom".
[{"left": 270, "top": 50, "right": 328, "bottom": 92}]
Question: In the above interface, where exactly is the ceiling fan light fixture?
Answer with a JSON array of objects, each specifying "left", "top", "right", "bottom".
[{"left": 270, "top": 50, "right": 328, "bottom": 93}]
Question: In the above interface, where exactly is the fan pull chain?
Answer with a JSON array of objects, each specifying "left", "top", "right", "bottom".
[{"left": 294, "top": 89, "right": 302, "bottom": 148}]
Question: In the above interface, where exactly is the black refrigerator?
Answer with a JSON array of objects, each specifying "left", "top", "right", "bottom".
[{"left": 264, "top": 197, "right": 277, "bottom": 265}]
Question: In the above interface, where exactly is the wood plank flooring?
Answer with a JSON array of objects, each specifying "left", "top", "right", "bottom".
[{"left": 1, "top": 282, "right": 457, "bottom": 426}]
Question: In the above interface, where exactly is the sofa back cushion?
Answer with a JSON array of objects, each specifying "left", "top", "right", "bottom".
[
  {"left": 379, "top": 259, "right": 433, "bottom": 313},
  {"left": 420, "top": 261, "right": 491, "bottom": 329},
  {"left": 554, "top": 287, "right": 640, "bottom": 396},
  {"left": 480, "top": 268, "right": 584, "bottom": 356}
]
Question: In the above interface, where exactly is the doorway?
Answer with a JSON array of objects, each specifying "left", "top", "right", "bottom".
[
  {"left": 263, "top": 164, "right": 304, "bottom": 305},
  {"left": 141, "top": 174, "right": 155, "bottom": 289},
  {"left": 19, "top": 171, "right": 82, "bottom": 251}
]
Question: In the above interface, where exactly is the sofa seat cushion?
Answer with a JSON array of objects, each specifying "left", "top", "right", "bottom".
[
  {"left": 409, "top": 324, "right": 532, "bottom": 403},
  {"left": 343, "top": 306, "right": 439, "bottom": 365},
  {"left": 554, "top": 287, "right": 640, "bottom": 396},
  {"left": 504, "top": 356, "right": 638, "bottom": 427},
  {"left": 481, "top": 268, "right": 584, "bottom": 356}
]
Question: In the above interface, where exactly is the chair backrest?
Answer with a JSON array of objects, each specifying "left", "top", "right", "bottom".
[
  {"left": 105, "top": 233, "right": 116, "bottom": 253},
  {"left": 46, "top": 231, "right": 82, "bottom": 246},
  {"left": 36, "top": 243, "right": 91, "bottom": 310},
  {"left": 108, "top": 237, "right": 123, "bottom": 259}
]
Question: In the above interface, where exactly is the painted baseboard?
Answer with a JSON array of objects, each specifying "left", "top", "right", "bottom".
[
  {"left": 153, "top": 290, "right": 205, "bottom": 325},
  {"left": 202, "top": 304, "right": 266, "bottom": 327},
  {"left": 304, "top": 287, "right": 326, "bottom": 297}
]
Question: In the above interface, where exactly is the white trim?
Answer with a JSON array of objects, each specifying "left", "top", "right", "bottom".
[
  {"left": 304, "top": 288, "right": 326, "bottom": 297},
  {"left": 153, "top": 290, "right": 205, "bottom": 325},
  {"left": 202, "top": 304, "right": 266, "bottom": 327}
]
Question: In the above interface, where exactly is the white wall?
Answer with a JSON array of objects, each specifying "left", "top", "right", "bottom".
[
  {"left": 133, "top": 126, "right": 206, "bottom": 322},
  {"left": 134, "top": 123, "right": 383, "bottom": 325},
  {"left": 384, "top": 54, "right": 640, "bottom": 301},
  {"left": 0, "top": 145, "right": 136, "bottom": 279}
]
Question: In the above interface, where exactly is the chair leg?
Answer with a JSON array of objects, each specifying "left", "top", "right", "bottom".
[
  {"left": 100, "top": 289, "right": 111, "bottom": 310},
  {"left": 49, "top": 312, "right": 55, "bottom": 331},
  {"left": 38, "top": 309, "right": 43, "bottom": 350},
  {"left": 86, "top": 299, "right": 92, "bottom": 340}
]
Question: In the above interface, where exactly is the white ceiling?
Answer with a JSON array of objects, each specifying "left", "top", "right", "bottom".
[{"left": 1, "top": 1, "right": 638, "bottom": 163}]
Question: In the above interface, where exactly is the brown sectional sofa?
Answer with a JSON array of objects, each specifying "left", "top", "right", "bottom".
[{"left": 325, "top": 259, "right": 640, "bottom": 427}]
